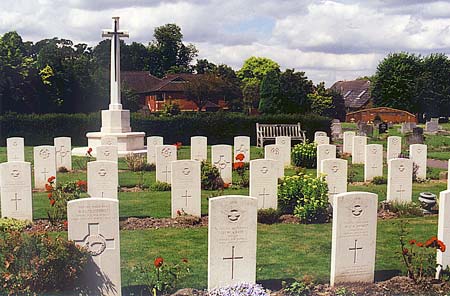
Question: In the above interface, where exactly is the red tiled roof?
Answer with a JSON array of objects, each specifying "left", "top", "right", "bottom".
[
  {"left": 330, "top": 79, "right": 371, "bottom": 109},
  {"left": 121, "top": 71, "right": 162, "bottom": 93}
]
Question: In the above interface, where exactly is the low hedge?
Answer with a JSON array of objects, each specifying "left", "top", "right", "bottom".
[{"left": 0, "top": 112, "right": 330, "bottom": 146}]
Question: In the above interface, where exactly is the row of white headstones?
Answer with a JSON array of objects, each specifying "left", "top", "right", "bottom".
[{"left": 1, "top": 134, "right": 450, "bottom": 295}]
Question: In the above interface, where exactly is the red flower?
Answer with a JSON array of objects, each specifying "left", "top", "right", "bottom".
[
  {"left": 173, "top": 142, "right": 182, "bottom": 150},
  {"left": 182, "top": 258, "right": 188, "bottom": 263},
  {"left": 416, "top": 242, "right": 423, "bottom": 247},
  {"left": 154, "top": 257, "right": 164, "bottom": 268},
  {"left": 409, "top": 239, "right": 416, "bottom": 245},
  {"left": 63, "top": 221, "right": 68, "bottom": 228},
  {"left": 425, "top": 237, "right": 437, "bottom": 247},
  {"left": 76, "top": 180, "right": 87, "bottom": 191},
  {"left": 47, "top": 193, "right": 52, "bottom": 199},
  {"left": 47, "top": 176, "right": 56, "bottom": 183},
  {"left": 50, "top": 199, "right": 56, "bottom": 206},
  {"left": 235, "top": 153, "right": 245, "bottom": 161},
  {"left": 402, "top": 248, "right": 409, "bottom": 255},
  {"left": 176, "top": 210, "right": 182, "bottom": 216},
  {"left": 223, "top": 183, "right": 230, "bottom": 189},
  {"left": 45, "top": 184, "right": 53, "bottom": 191},
  {"left": 86, "top": 147, "right": 93, "bottom": 156},
  {"left": 438, "top": 240, "right": 446, "bottom": 252},
  {"left": 233, "top": 162, "right": 244, "bottom": 170}
]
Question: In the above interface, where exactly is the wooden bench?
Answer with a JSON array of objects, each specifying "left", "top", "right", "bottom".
[{"left": 256, "top": 123, "right": 306, "bottom": 147}]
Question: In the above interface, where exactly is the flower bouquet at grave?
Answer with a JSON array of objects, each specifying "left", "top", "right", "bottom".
[
  {"left": 291, "top": 142, "right": 317, "bottom": 168},
  {"left": 46, "top": 177, "right": 86, "bottom": 225}
]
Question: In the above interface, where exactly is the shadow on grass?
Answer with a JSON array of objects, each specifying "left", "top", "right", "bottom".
[
  {"left": 375, "top": 269, "right": 402, "bottom": 282},
  {"left": 257, "top": 278, "right": 296, "bottom": 290}
]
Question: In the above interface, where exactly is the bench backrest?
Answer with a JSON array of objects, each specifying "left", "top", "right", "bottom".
[{"left": 256, "top": 123, "right": 302, "bottom": 137}]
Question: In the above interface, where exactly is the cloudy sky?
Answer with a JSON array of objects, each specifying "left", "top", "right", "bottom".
[{"left": 1, "top": 0, "right": 450, "bottom": 86}]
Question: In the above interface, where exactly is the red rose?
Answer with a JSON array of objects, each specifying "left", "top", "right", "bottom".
[
  {"left": 50, "top": 199, "right": 56, "bottom": 206},
  {"left": 154, "top": 257, "right": 164, "bottom": 268},
  {"left": 47, "top": 176, "right": 56, "bottom": 183},
  {"left": 223, "top": 183, "right": 230, "bottom": 189},
  {"left": 233, "top": 162, "right": 244, "bottom": 170},
  {"left": 45, "top": 184, "right": 53, "bottom": 191},
  {"left": 409, "top": 239, "right": 416, "bottom": 245},
  {"left": 47, "top": 193, "right": 52, "bottom": 199},
  {"left": 63, "top": 221, "right": 68, "bottom": 228},
  {"left": 235, "top": 153, "right": 245, "bottom": 161}
]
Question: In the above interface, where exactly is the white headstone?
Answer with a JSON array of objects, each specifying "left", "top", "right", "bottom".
[
  {"left": 315, "top": 136, "right": 330, "bottom": 145},
  {"left": 33, "top": 145, "right": 56, "bottom": 189},
  {"left": 101, "top": 136, "right": 118, "bottom": 146},
  {"left": 96, "top": 145, "right": 118, "bottom": 162},
  {"left": 426, "top": 120, "right": 439, "bottom": 133},
  {"left": 211, "top": 145, "right": 232, "bottom": 184},
  {"left": 54, "top": 137, "right": 72, "bottom": 171},
  {"left": 410, "top": 144, "right": 427, "bottom": 180},
  {"left": 387, "top": 136, "right": 402, "bottom": 161},
  {"left": 171, "top": 160, "right": 201, "bottom": 218},
  {"left": 68, "top": 198, "right": 121, "bottom": 296},
  {"left": 208, "top": 195, "right": 257, "bottom": 289},
  {"left": 317, "top": 144, "right": 337, "bottom": 177},
  {"left": 352, "top": 136, "right": 367, "bottom": 164},
  {"left": 6, "top": 137, "right": 25, "bottom": 162},
  {"left": 155, "top": 145, "right": 177, "bottom": 184},
  {"left": 264, "top": 144, "right": 284, "bottom": 179},
  {"left": 88, "top": 161, "right": 118, "bottom": 199},
  {"left": 321, "top": 158, "right": 348, "bottom": 202},
  {"left": 0, "top": 161, "right": 32, "bottom": 220},
  {"left": 437, "top": 190, "right": 450, "bottom": 277},
  {"left": 191, "top": 136, "right": 207, "bottom": 162},
  {"left": 234, "top": 136, "right": 250, "bottom": 163},
  {"left": 343, "top": 131, "right": 355, "bottom": 154},
  {"left": 331, "top": 192, "right": 377, "bottom": 286},
  {"left": 275, "top": 136, "right": 291, "bottom": 167},
  {"left": 364, "top": 144, "right": 383, "bottom": 182},
  {"left": 250, "top": 159, "right": 278, "bottom": 209},
  {"left": 314, "top": 131, "right": 327, "bottom": 142},
  {"left": 147, "top": 136, "right": 164, "bottom": 164},
  {"left": 387, "top": 158, "right": 413, "bottom": 202}
]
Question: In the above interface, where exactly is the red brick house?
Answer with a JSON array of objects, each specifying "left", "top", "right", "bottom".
[
  {"left": 330, "top": 79, "right": 372, "bottom": 113},
  {"left": 121, "top": 72, "right": 228, "bottom": 112}
]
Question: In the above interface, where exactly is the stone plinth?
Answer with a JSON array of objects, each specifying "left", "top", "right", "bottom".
[{"left": 101, "top": 109, "right": 131, "bottom": 133}]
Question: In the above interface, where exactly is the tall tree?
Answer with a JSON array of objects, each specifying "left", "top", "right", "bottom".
[
  {"left": 194, "top": 58, "right": 217, "bottom": 74},
  {"left": 237, "top": 56, "right": 280, "bottom": 84},
  {"left": 184, "top": 74, "right": 222, "bottom": 111},
  {"left": 258, "top": 69, "right": 281, "bottom": 114},
  {"left": 278, "top": 69, "right": 314, "bottom": 113}
]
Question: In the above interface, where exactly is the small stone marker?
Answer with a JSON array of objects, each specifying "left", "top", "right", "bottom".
[
  {"left": 275, "top": 136, "right": 291, "bottom": 166},
  {"left": 314, "top": 131, "right": 327, "bottom": 142},
  {"left": 264, "top": 144, "right": 284, "bottom": 179},
  {"left": 234, "top": 136, "right": 250, "bottom": 163},
  {"left": 407, "top": 127, "right": 424, "bottom": 145},
  {"left": 33, "top": 145, "right": 56, "bottom": 189},
  {"left": 101, "top": 136, "right": 118, "bottom": 146},
  {"left": 321, "top": 158, "right": 348, "bottom": 202},
  {"left": 317, "top": 144, "right": 337, "bottom": 177},
  {"left": 208, "top": 195, "right": 257, "bottom": 289},
  {"left": 191, "top": 136, "right": 207, "bottom": 161},
  {"left": 364, "top": 144, "right": 383, "bottom": 182},
  {"left": 387, "top": 158, "right": 413, "bottom": 202},
  {"left": 352, "top": 136, "right": 367, "bottom": 164},
  {"left": 250, "top": 159, "right": 278, "bottom": 209},
  {"left": 96, "top": 145, "right": 118, "bottom": 162},
  {"left": 330, "top": 192, "right": 377, "bottom": 286},
  {"left": 68, "top": 198, "right": 121, "bottom": 296},
  {"left": 211, "top": 145, "right": 232, "bottom": 184},
  {"left": 426, "top": 119, "right": 439, "bottom": 133},
  {"left": 0, "top": 161, "right": 33, "bottom": 220},
  {"left": 437, "top": 190, "right": 450, "bottom": 277},
  {"left": 171, "top": 160, "right": 201, "bottom": 218},
  {"left": 410, "top": 144, "right": 427, "bottom": 180},
  {"left": 7, "top": 137, "right": 25, "bottom": 162},
  {"left": 387, "top": 136, "right": 402, "bottom": 160},
  {"left": 156, "top": 145, "right": 177, "bottom": 184},
  {"left": 331, "top": 121, "right": 342, "bottom": 140},
  {"left": 147, "top": 136, "right": 164, "bottom": 164},
  {"left": 54, "top": 137, "right": 72, "bottom": 171},
  {"left": 378, "top": 122, "right": 388, "bottom": 134},
  {"left": 88, "top": 161, "right": 118, "bottom": 199},
  {"left": 343, "top": 131, "right": 355, "bottom": 154},
  {"left": 315, "top": 135, "right": 330, "bottom": 145}
]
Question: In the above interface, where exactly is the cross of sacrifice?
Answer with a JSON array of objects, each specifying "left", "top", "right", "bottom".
[
  {"left": 258, "top": 188, "right": 270, "bottom": 208},
  {"left": 349, "top": 239, "right": 363, "bottom": 264},
  {"left": 102, "top": 17, "right": 129, "bottom": 110},
  {"left": 73, "top": 223, "right": 115, "bottom": 259},
  {"left": 222, "top": 245, "right": 244, "bottom": 280},
  {"left": 181, "top": 190, "right": 192, "bottom": 207},
  {"left": 162, "top": 165, "right": 171, "bottom": 182},
  {"left": 11, "top": 193, "right": 22, "bottom": 211}
]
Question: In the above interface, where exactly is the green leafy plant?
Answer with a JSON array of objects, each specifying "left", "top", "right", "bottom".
[
  {"left": 257, "top": 208, "right": 281, "bottom": 224},
  {"left": 0, "top": 218, "right": 31, "bottom": 232},
  {"left": 46, "top": 177, "right": 86, "bottom": 225},
  {"left": 399, "top": 222, "right": 446, "bottom": 283},
  {"left": 283, "top": 280, "right": 313, "bottom": 296},
  {"left": 150, "top": 181, "right": 171, "bottom": 191},
  {"left": 124, "top": 153, "right": 148, "bottom": 172},
  {"left": 371, "top": 176, "right": 387, "bottom": 185},
  {"left": 278, "top": 173, "right": 329, "bottom": 223},
  {"left": 0, "top": 231, "right": 90, "bottom": 294},
  {"left": 201, "top": 161, "right": 224, "bottom": 190},
  {"left": 383, "top": 201, "right": 423, "bottom": 217},
  {"left": 291, "top": 142, "right": 317, "bottom": 168},
  {"left": 233, "top": 154, "right": 249, "bottom": 188},
  {"left": 133, "top": 257, "right": 190, "bottom": 295}
]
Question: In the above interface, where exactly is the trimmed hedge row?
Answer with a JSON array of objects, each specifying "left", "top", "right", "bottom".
[{"left": 1, "top": 112, "right": 330, "bottom": 146}]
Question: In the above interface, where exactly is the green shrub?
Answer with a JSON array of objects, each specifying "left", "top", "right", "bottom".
[
  {"left": 0, "top": 218, "right": 31, "bottom": 232},
  {"left": 0, "top": 232, "right": 90, "bottom": 294},
  {"left": 283, "top": 280, "right": 312, "bottom": 296},
  {"left": 0, "top": 112, "right": 330, "bottom": 146},
  {"left": 291, "top": 142, "right": 317, "bottom": 168},
  {"left": 371, "top": 176, "right": 387, "bottom": 185},
  {"left": 278, "top": 174, "right": 330, "bottom": 223},
  {"left": 150, "top": 181, "right": 171, "bottom": 191},
  {"left": 382, "top": 201, "right": 423, "bottom": 217},
  {"left": 201, "top": 161, "right": 224, "bottom": 190},
  {"left": 257, "top": 208, "right": 281, "bottom": 224}
]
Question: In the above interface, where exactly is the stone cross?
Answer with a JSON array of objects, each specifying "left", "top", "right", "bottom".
[
  {"left": 222, "top": 245, "right": 244, "bottom": 280},
  {"left": 258, "top": 188, "right": 270, "bottom": 208},
  {"left": 214, "top": 155, "right": 230, "bottom": 174},
  {"left": 181, "top": 190, "right": 192, "bottom": 207},
  {"left": 11, "top": 193, "right": 22, "bottom": 211},
  {"left": 41, "top": 168, "right": 50, "bottom": 181},
  {"left": 349, "top": 239, "right": 363, "bottom": 264},
  {"left": 56, "top": 144, "right": 69, "bottom": 164},
  {"left": 162, "top": 165, "right": 171, "bottom": 182},
  {"left": 102, "top": 17, "right": 129, "bottom": 110}
]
